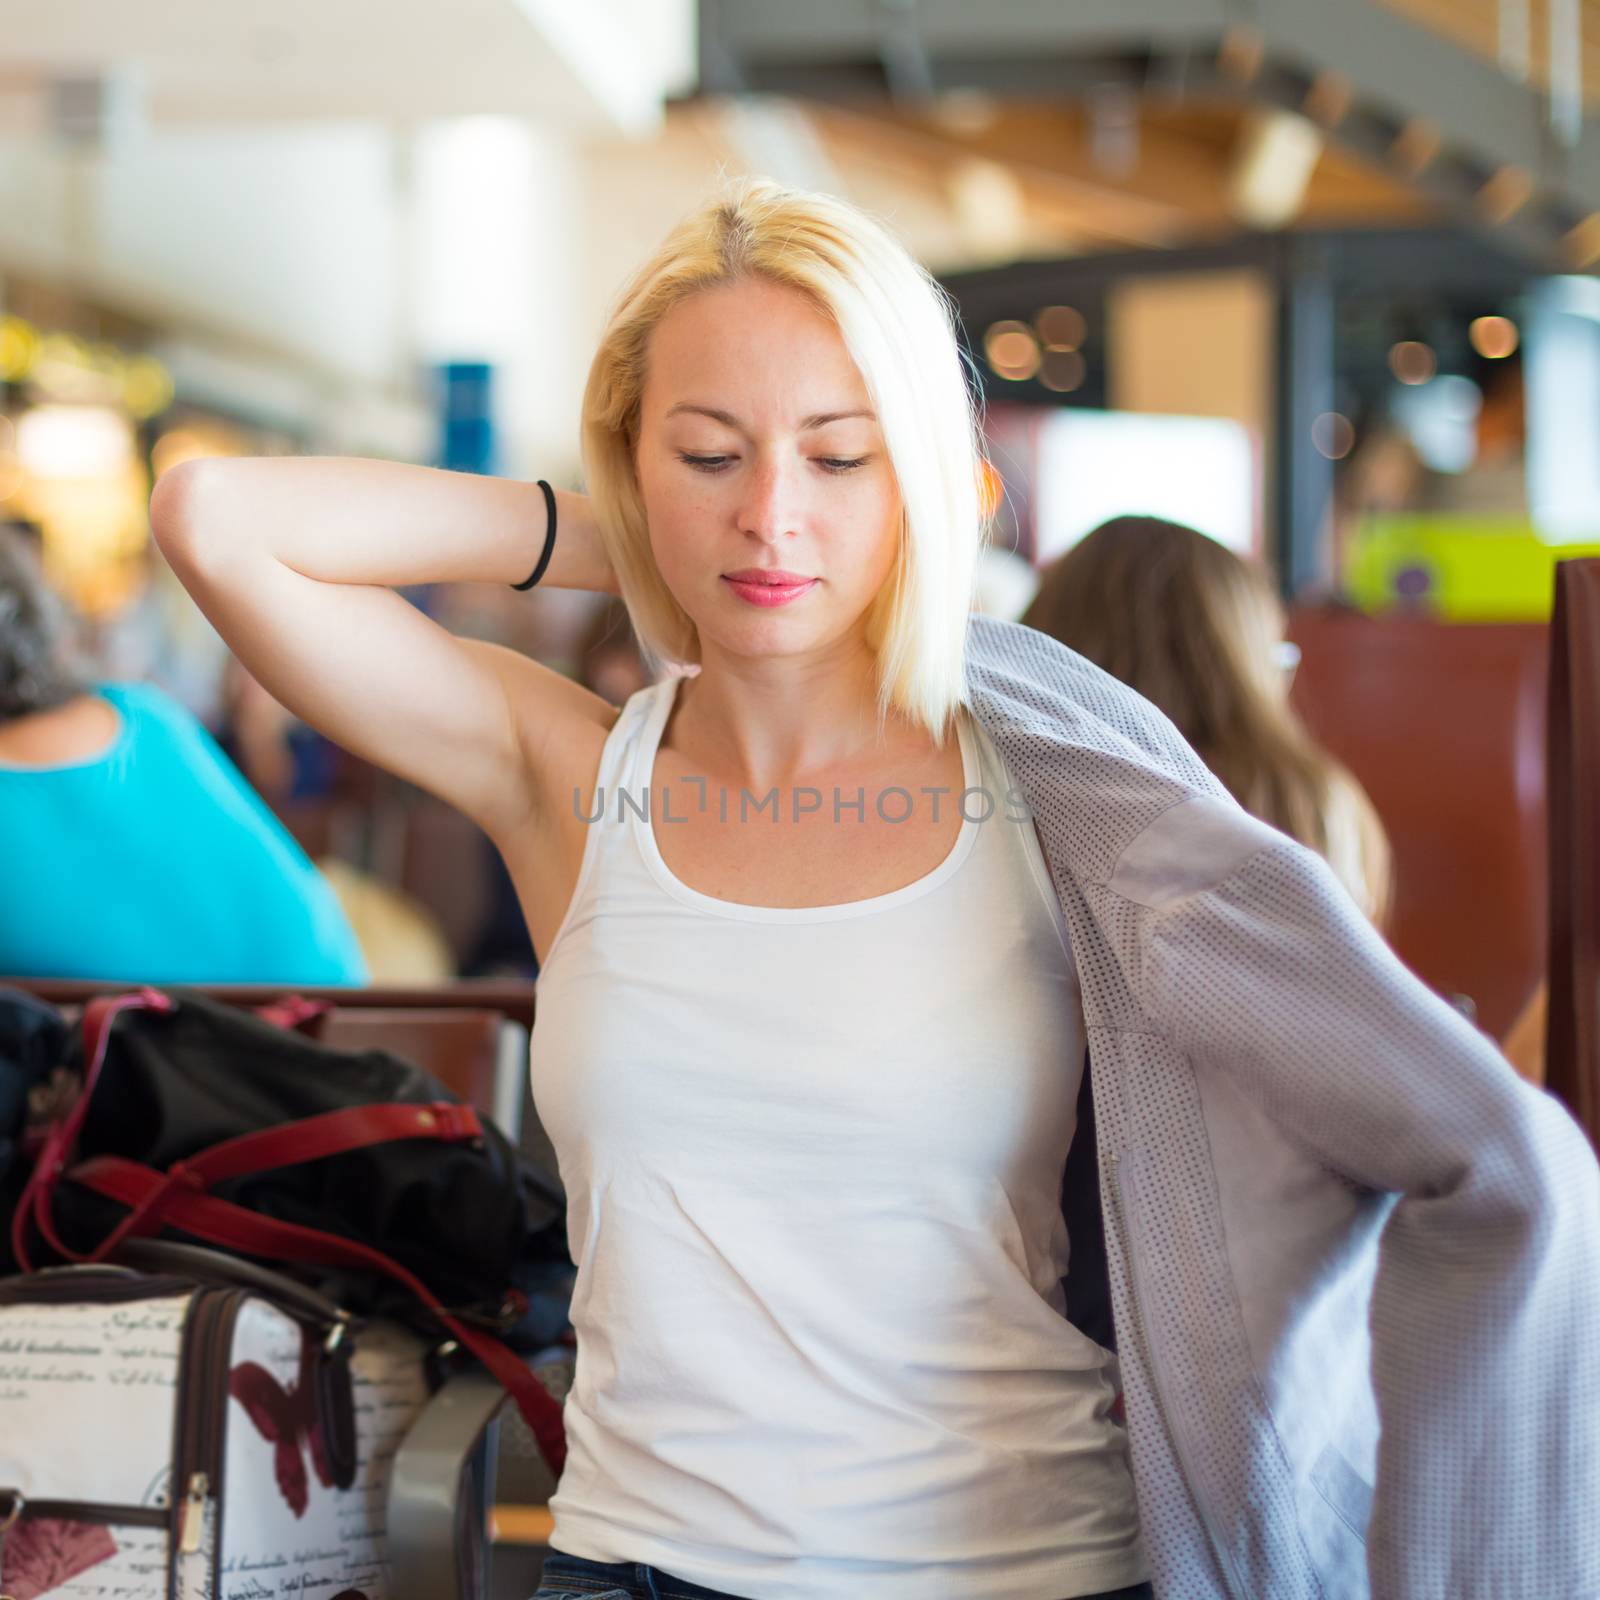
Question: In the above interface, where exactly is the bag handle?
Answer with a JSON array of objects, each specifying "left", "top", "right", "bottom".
[
  {"left": 10, "top": 988, "right": 174, "bottom": 1272},
  {"left": 110, "top": 1238, "right": 355, "bottom": 1332},
  {"left": 173, "top": 1101, "right": 484, "bottom": 1186},
  {"left": 67, "top": 1154, "right": 567, "bottom": 1474}
]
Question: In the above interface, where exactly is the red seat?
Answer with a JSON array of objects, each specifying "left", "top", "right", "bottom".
[
  {"left": 1287, "top": 606, "right": 1549, "bottom": 1039},
  {"left": 1544, "top": 559, "right": 1600, "bottom": 1141}
]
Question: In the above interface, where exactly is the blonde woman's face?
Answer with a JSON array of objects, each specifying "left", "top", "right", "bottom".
[{"left": 634, "top": 276, "right": 903, "bottom": 663}]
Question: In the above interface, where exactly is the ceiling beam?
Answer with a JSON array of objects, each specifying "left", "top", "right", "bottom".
[{"left": 696, "top": 0, "right": 1600, "bottom": 265}]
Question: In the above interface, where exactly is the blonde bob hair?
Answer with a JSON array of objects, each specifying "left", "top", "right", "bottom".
[{"left": 580, "top": 174, "right": 992, "bottom": 747}]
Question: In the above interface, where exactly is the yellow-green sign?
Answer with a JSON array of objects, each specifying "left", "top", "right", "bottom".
[{"left": 1344, "top": 515, "right": 1600, "bottom": 621}]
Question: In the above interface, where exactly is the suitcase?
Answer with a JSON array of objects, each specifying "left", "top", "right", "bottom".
[{"left": 0, "top": 1247, "right": 434, "bottom": 1600}]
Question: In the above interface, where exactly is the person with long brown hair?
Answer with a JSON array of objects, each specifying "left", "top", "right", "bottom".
[{"left": 1022, "top": 515, "right": 1393, "bottom": 929}]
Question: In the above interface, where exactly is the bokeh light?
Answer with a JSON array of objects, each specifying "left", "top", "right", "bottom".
[
  {"left": 1469, "top": 315, "right": 1519, "bottom": 360},
  {"left": 1311, "top": 412, "right": 1356, "bottom": 459},
  {"left": 0, "top": 317, "right": 37, "bottom": 382},
  {"left": 1388, "top": 340, "right": 1436, "bottom": 385},
  {"left": 1038, "top": 349, "right": 1086, "bottom": 392},
  {"left": 1034, "top": 305, "right": 1086, "bottom": 351},
  {"left": 984, "top": 320, "right": 1041, "bottom": 381}
]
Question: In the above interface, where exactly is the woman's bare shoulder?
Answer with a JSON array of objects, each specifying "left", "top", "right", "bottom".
[{"left": 455, "top": 639, "right": 622, "bottom": 827}]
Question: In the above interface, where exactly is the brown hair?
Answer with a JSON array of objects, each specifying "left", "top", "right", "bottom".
[{"left": 1022, "top": 515, "right": 1393, "bottom": 928}]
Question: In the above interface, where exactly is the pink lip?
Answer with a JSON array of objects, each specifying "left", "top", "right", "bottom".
[{"left": 721, "top": 575, "right": 818, "bottom": 608}]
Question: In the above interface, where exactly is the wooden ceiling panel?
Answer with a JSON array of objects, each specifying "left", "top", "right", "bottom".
[
  {"left": 801, "top": 99, "right": 1432, "bottom": 254},
  {"left": 1379, "top": 0, "right": 1600, "bottom": 104}
]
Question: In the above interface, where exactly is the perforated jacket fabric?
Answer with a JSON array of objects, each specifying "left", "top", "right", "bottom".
[{"left": 962, "top": 612, "right": 1600, "bottom": 1600}]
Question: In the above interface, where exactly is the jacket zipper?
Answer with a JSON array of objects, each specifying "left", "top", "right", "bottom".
[{"left": 1107, "top": 1151, "right": 1250, "bottom": 1600}]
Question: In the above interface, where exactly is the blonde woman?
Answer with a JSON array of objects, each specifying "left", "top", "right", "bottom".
[
  {"left": 1021, "top": 516, "right": 1393, "bottom": 929},
  {"left": 151, "top": 178, "right": 1598, "bottom": 1600}
]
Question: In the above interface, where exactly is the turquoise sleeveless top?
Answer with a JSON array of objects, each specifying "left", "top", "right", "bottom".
[{"left": 0, "top": 682, "right": 369, "bottom": 985}]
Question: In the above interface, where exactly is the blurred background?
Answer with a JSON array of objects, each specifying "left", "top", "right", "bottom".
[{"left": 2, "top": 0, "right": 1596, "bottom": 1040}]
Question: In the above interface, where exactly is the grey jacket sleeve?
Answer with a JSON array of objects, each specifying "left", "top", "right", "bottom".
[{"left": 1124, "top": 795, "right": 1600, "bottom": 1599}]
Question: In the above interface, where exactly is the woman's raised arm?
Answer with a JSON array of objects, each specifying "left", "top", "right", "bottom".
[{"left": 150, "top": 457, "right": 618, "bottom": 836}]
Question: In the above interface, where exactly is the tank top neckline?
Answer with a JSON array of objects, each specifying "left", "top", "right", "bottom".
[{"left": 628, "top": 672, "right": 983, "bottom": 925}]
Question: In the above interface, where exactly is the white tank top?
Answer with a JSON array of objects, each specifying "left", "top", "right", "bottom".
[{"left": 529, "top": 674, "right": 1148, "bottom": 1600}]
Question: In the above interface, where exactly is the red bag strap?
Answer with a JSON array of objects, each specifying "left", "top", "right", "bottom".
[
  {"left": 255, "top": 995, "right": 334, "bottom": 1035},
  {"left": 68, "top": 1154, "right": 568, "bottom": 1474},
  {"left": 63, "top": 1101, "right": 488, "bottom": 1266},
  {"left": 172, "top": 1101, "right": 483, "bottom": 1188},
  {"left": 11, "top": 988, "right": 174, "bottom": 1272}
]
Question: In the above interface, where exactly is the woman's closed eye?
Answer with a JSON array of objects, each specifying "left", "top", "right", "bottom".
[{"left": 676, "top": 452, "right": 870, "bottom": 475}]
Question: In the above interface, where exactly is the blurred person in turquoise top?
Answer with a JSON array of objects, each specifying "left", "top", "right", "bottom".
[{"left": 0, "top": 527, "right": 368, "bottom": 985}]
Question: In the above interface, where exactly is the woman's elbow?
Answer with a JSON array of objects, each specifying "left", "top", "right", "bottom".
[{"left": 149, "top": 458, "right": 223, "bottom": 565}]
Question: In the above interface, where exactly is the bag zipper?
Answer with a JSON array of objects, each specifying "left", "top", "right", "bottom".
[
  {"left": 172, "top": 1288, "right": 245, "bottom": 1581},
  {"left": 1107, "top": 1151, "right": 1249, "bottom": 1600}
]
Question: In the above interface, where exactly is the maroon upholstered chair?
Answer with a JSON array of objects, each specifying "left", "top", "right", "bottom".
[
  {"left": 1544, "top": 558, "right": 1600, "bottom": 1143},
  {"left": 1287, "top": 605, "right": 1550, "bottom": 1039}
]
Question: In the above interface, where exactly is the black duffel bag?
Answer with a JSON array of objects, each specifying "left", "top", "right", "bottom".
[{"left": 5, "top": 984, "right": 572, "bottom": 1473}]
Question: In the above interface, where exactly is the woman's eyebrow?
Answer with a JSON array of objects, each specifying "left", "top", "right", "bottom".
[{"left": 664, "top": 403, "right": 877, "bottom": 430}]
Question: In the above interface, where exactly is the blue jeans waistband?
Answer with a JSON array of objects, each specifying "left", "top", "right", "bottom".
[{"left": 532, "top": 1549, "right": 1156, "bottom": 1600}]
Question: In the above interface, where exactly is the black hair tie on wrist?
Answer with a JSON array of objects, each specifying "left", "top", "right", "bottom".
[{"left": 512, "top": 479, "right": 558, "bottom": 590}]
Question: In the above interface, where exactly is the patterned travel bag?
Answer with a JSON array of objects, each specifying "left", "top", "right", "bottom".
[{"left": 0, "top": 1244, "right": 442, "bottom": 1600}]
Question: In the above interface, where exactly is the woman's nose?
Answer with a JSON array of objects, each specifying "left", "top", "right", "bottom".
[{"left": 737, "top": 457, "right": 796, "bottom": 542}]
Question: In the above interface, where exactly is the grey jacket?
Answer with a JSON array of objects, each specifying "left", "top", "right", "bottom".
[{"left": 962, "top": 612, "right": 1600, "bottom": 1600}]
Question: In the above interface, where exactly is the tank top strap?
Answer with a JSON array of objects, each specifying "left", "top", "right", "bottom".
[
  {"left": 621, "top": 673, "right": 679, "bottom": 792},
  {"left": 602, "top": 677, "right": 672, "bottom": 791},
  {"left": 538, "top": 677, "right": 677, "bottom": 973}
]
